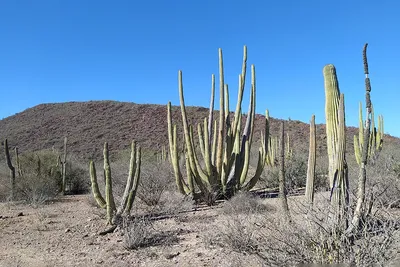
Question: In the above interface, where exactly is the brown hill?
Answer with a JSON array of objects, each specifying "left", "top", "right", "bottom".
[{"left": 0, "top": 101, "right": 398, "bottom": 160}]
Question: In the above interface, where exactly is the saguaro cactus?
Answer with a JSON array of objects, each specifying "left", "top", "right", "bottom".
[
  {"left": 167, "top": 46, "right": 269, "bottom": 203},
  {"left": 305, "top": 115, "right": 316, "bottom": 205},
  {"left": 89, "top": 140, "right": 141, "bottom": 231}
]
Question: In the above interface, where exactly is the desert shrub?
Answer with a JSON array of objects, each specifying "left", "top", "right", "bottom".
[
  {"left": 219, "top": 213, "right": 260, "bottom": 254},
  {"left": 122, "top": 215, "right": 180, "bottom": 250},
  {"left": 363, "top": 149, "right": 400, "bottom": 209},
  {"left": 210, "top": 191, "right": 399, "bottom": 266},
  {"left": 261, "top": 152, "right": 328, "bottom": 192},
  {"left": 123, "top": 216, "right": 155, "bottom": 250},
  {"left": 64, "top": 162, "right": 89, "bottom": 194},
  {"left": 221, "top": 191, "right": 275, "bottom": 215},
  {"left": 257, "top": 200, "right": 399, "bottom": 267},
  {"left": 17, "top": 150, "right": 61, "bottom": 205},
  {"left": 143, "top": 191, "right": 194, "bottom": 217},
  {"left": 136, "top": 160, "right": 173, "bottom": 207},
  {"left": 5, "top": 149, "right": 89, "bottom": 204}
]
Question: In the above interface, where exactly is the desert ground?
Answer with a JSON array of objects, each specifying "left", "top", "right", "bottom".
[{"left": 1, "top": 190, "right": 399, "bottom": 267}]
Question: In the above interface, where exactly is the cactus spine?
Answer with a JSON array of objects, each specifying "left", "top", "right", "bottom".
[
  {"left": 167, "top": 46, "right": 268, "bottom": 202},
  {"left": 305, "top": 115, "right": 316, "bottom": 205}
]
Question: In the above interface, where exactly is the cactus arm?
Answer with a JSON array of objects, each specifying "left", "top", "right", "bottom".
[
  {"left": 208, "top": 74, "right": 215, "bottom": 146},
  {"left": 103, "top": 142, "right": 116, "bottom": 224},
  {"left": 211, "top": 119, "right": 217, "bottom": 165},
  {"left": 215, "top": 48, "right": 225, "bottom": 179},
  {"left": 203, "top": 118, "right": 213, "bottom": 177},
  {"left": 124, "top": 146, "right": 141, "bottom": 215},
  {"left": 117, "top": 140, "right": 137, "bottom": 214},
  {"left": 89, "top": 160, "right": 106, "bottom": 209},
  {"left": 167, "top": 102, "right": 187, "bottom": 194},
  {"left": 197, "top": 123, "right": 206, "bottom": 161},
  {"left": 354, "top": 135, "right": 361, "bottom": 165}
]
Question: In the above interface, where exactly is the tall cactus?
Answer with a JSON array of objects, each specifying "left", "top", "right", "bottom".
[
  {"left": 4, "top": 139, "right": 16, "bottom": 201},
  {"left": 305, "top": 115, "right": 316, "bottom": 205},
  {"left": 167, "top": 46, "right": 269, "bottom": 202},
  {"left": 323, "top": 65, "right": 349, "bottom": 219},
  {"left": 324, "top": 64, "right": 341, "bottom": 190},
  {"left": 350, "top": 43, "right": 376, "bottom": 232},
  {"left": 279, "top": 121, "right": 291, "bottom": 222},
  {"left": 89, "top": 140, "right": 141, "bottom": 229}
]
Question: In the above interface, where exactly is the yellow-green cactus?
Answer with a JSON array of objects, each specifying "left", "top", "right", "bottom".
[{"left": 167, "top": 46, "right": 269, "bottom": 202}]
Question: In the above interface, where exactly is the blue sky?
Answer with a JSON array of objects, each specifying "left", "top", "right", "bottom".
[{"left": 0, "top": 0, "right": 398, "bottom": 137}]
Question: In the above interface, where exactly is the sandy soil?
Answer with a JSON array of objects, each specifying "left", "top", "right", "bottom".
[
  {"left": 0, "top": 194, "right": 399, "bottom": 267},
  {"left": 0, "top": 194, "right": 260, "bottom": 267}
]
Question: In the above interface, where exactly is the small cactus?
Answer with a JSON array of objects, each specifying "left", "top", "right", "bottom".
[{"left": 89, "top": 140, "right": 142, "bottom": 232}]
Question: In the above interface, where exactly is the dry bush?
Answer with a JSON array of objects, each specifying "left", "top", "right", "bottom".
[
  {"left": 203, "top": 193, "right": 276, "bottom": 254},
  {"left": 261, "top": 153, "right": 327, "bottom": 192},
  {"left": 16, "top": 150, "right": 61, "bottom": 205},
  {"left": 122, "top": 216, "right": 155, "bottom": 250},
  {"left": 149, "top": 191, "right": 194, "bottom": 217},
  {"left": 209, "top": 190, "right": 399, "bottom": 266},
  {"left": 122, "top": 215, "right": 180, "bottom": 250},
  {"left": 221, "top": 191, "right": 275, "bottom": 215},
  {"left": 136, "top": 160, "right": 173, "bottom": 207},
  {"left": 257, "top": 199, "right": 399, "bottom": 267},
  {"left": 363, "top": 148, "right": 400, "bottom": 209}
]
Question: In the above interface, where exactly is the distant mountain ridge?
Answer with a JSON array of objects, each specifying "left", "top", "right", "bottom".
[{"left": 0, "top": 101, "right": 398, "bottom": 160}]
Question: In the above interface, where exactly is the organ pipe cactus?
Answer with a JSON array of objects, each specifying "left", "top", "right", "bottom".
[
  {"left": 89, "top": 140, "right": 141, "bottom": 230},
  {"left": 354, "top": 102, "right": 384, "bottom": 165},
  {"left": 167, "top": 46, "right": 269, "bottom": 202}
]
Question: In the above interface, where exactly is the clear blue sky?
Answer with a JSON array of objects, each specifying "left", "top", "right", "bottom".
[{"left": 0, "top": 0, "right": 398, "bottom": 137}]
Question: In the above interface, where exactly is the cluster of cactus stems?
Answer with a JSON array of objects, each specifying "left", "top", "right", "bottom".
[
  {"left": 265, "top": 133, "right": 292, "bottom": 167},
  {"left": 349, "top": 43, "right": 380, "bottom": 233},
  {"left": 89, "top": 141, "right": 141, "bottom": 226},
  {"left": 323, "top": 64, "right": 349, "bottom": 219},
  {"left": 354, "top": 102, "right": 384, "bottom": 165},
  {"left": 305, "top": 115, "right": 316, "bottom": 205},
  {"left": 167, "top": 46, "right": 269, "bottom": 202}
]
